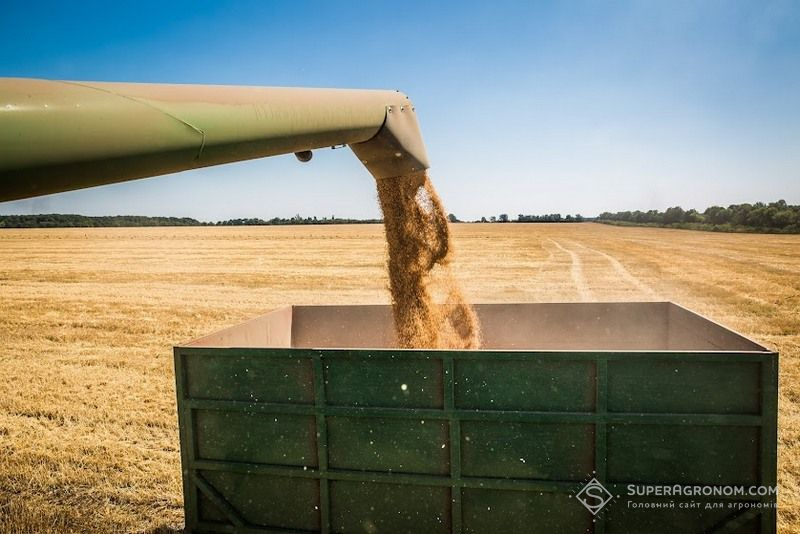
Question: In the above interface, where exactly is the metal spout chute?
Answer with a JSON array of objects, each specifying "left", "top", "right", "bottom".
[{"left": 0, "top": 78, "right": 430, "bottom": 201}]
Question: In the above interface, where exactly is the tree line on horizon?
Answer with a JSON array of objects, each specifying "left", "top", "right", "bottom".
[
  {"left": 0, "top": 213, "right": 383, "bottom": 228},
  {"left": 0, "top": 214, "right": 203, "bottom": 228},
  {"left": 2, "top": 201, "right": 797, "bottom": 232},
  {"left": 597, "top": 200, "right": 800, "bottom": 233},
  {"left": 0, "top": 212, "right": 586, "bottom": 228},
  {"left": 468, "top": 213, "right": 584, "bottom": 223}
]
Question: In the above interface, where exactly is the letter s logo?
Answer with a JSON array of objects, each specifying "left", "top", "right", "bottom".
[{"left": 576, "top": 479, "right": 613, "bottom": 515}]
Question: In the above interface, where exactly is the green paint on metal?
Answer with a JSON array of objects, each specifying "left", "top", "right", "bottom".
[
  {"left": 607, "top": 359, "right": 761, "bottom": 414},
  {"left": 324, "top": 358, "right": 443, "bottom": 409}
]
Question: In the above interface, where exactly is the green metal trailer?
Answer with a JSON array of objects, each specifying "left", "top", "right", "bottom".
[{"left": 174, "top": 302, "right": 778, "bottom": 534}]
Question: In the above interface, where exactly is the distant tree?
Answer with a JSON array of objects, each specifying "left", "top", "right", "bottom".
[
  {"left": 684, "top": 209, "right": 701, "bottom": 223},
  {"left": 730, "top": 203, "right": 752, "bottom": 226},
  {"left": 490, "top": 216, "right": 497, "bottom": 223},
  {"left": 703, "top": 206, "right": 729, "bottom": 225},
  {"left": 498, "top": 213, "right": 509, "bottom": 223},
  {"left": 646, "top": 210, "right": 661, "bottom": 223},
  {"left": 774, "top": 209, "right": 797, "bottom": 229},
  {"left": 662, "top": 206, "right": 686, "bottom": 224},
  {"left": 480, "top": 216, "right": 488, "bottom": 223},
  {"left": 447, "top": 213, "right": 460, "bottom": 223}
]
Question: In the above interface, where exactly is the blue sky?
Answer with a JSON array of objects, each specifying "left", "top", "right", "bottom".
[{"left": 2, "top": 0, "right": 799, "bottom": 220}]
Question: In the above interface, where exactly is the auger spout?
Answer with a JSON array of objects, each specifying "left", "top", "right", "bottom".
[{"left": 0, "top": 78, "right": 430, "bottom": 201}]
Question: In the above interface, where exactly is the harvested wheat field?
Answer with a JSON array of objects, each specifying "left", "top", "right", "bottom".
[{"left": 0, "top": 222, "right": 798, "bottom": 533}]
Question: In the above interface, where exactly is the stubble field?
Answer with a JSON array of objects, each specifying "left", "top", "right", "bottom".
[{"left": 0, "top": 222, "right": 798, "bottom": 533}]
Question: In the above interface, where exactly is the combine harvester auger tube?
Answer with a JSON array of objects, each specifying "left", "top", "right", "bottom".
[{"left": 0, "top": 78, "right": 429, "bottom": 201}]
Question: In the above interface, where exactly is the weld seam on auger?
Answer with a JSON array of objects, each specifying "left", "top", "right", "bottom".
[{"left": 57, "top": 80, "right": 207, "bottom": 160}]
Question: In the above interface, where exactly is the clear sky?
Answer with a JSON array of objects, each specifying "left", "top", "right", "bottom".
[{"left": 2, "top": 0, "right": 799, "bottom": 221}]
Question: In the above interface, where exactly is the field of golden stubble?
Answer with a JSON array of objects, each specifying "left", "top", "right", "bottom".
[{"left": 0, "top": 222, "right": 797, "bottom": 533}]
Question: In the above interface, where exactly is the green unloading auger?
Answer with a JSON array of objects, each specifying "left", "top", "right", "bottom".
[{"left": 0, "top": 78, "right": 430, "bottom": 202}]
